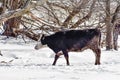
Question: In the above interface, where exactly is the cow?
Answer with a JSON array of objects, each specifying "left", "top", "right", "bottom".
[{"left": 35, "top": 28, "right": 101, "bottom": 66}]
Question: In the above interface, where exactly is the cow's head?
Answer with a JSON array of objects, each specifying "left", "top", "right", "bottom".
[{"left": 34, "top": 34, "right": 46, "bottom": 50}]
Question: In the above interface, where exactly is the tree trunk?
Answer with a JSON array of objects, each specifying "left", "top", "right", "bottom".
[
  {"left": 2, "top": 17, "right": 22, "bottom": 37},
  {"left": 2, "top": 0, "right": 23, "bottom": 37},
  {"left": 105, "top": 0, "right": 113, "bottom": 50},
  {"left": 111, "top": 5, "right": 120, "bottom": 50},
  {"left": 106, "top": 23, "right": 113, "bottom": 50},
  {"left": 113, "top": 24, "right": 120, "bottom": 50}
]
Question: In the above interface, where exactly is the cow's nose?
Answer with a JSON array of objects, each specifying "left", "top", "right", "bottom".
[{"left": 34, "top": 45, "right": 39, "bottom": 50}]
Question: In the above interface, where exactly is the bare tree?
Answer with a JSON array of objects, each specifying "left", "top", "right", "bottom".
[
  {"left": 32, "top": 0, "right": 97, "bottom": 30},
  {"left": 105, "top": 0, "right": 113, "bottom": 50},
  {"left": 112, "top": 3, "right": 120, "bottom": 50},
  {"left": 0, "top": 0, "right": 47, "bottom": 40},
  {"left": 0, "top": 0, "right": 120, "bottom": 50},
  {"left": 2, "top": 0, "right": 23, "bottom": 37},
  {"left": 97, "top": 0, "right": 120, "bottom": 50}
]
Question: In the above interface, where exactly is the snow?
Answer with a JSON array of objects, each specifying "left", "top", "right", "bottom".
[{"left": 0, "top": 36, "right": 120, "bottom": 80}]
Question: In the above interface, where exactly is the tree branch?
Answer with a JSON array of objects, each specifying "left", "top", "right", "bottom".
[
  {"left": 62, "top": 0, "right": 89, "bottom": 28},
  {"left": 71, "top": 0, "right": 96, "bottom": 28},
  {"left": 111, "top": 4, "right": 120, "bottom": 23},
  {"left": 0, "top": 0, "right": 47, "bottom": 24}
]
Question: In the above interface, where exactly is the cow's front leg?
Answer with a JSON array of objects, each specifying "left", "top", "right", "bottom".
[
  {"left": 63, "top": 50, "right": 70, "bottom": 66},
  {"left": 52, "top": 51, "right": 63, "bottom": 65},
  {"left": 52, "top": 55, "right": 59, "bottom": 65}
]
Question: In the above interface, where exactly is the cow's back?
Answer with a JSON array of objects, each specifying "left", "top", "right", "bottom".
[
  {"left": 65, "top": 29, "right": 100, "bottom": 38},
  {"left": 47, "top": 29, "right": 100, "bottom": 51},
  {"left": 63, "top": 29, "right": 100, "bottom": 50}
]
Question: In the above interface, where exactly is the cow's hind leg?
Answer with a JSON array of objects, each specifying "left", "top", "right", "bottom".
[{"left": 92, "top": 48, "right": 101, "bottom": 65}]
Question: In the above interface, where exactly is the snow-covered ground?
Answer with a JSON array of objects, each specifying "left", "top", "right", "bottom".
[{"left": 0, "top": 36, "right": 120, "bottom": 80}]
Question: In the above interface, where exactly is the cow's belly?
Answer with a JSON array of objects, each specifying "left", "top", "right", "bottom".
[{"left": 68, "top": 46, "right": 89, "bottom": 52}]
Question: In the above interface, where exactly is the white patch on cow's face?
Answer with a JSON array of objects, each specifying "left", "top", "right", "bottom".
[{"left": 34, "top": 42, "right": 43, "bottom": 50}]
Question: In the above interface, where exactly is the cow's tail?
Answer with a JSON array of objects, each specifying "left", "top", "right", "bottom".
[
  {"left": 95, "top": 26, "right": 102, "bottom": 47},
  {"left": 96, "top": 28, "right": 101, "bottom": 47},
  {"left": 99, "top": 30, "right": 101, "bottom": 47},
  {"left": 95, "top": 28, "right": 101, "bottom": 47}
]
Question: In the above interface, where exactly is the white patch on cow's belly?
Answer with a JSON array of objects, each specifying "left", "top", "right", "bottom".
[{"left": 56, "top": 51, "right": 63, "bottom": 56}]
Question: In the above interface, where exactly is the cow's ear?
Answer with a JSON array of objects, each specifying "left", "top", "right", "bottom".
[{"left": 41, "top": 34, "right": 45, "bottom": 40}]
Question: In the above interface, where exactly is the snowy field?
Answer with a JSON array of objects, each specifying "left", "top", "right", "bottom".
[{"left": 0, "top": 36, "right": 120, "bottom": 80}]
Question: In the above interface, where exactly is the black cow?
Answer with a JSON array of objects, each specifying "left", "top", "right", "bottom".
[{"left": 35, "top": 28, "right": 101, "bottom": 65}]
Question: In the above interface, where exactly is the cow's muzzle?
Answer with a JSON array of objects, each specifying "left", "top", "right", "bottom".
[{"left": 34, "top": 42, "right": 43, "bottom": 50}]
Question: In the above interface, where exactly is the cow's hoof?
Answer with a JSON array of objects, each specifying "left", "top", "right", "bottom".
[{"left": 95, "top": 63, "right": 100, "bottom": 65}]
